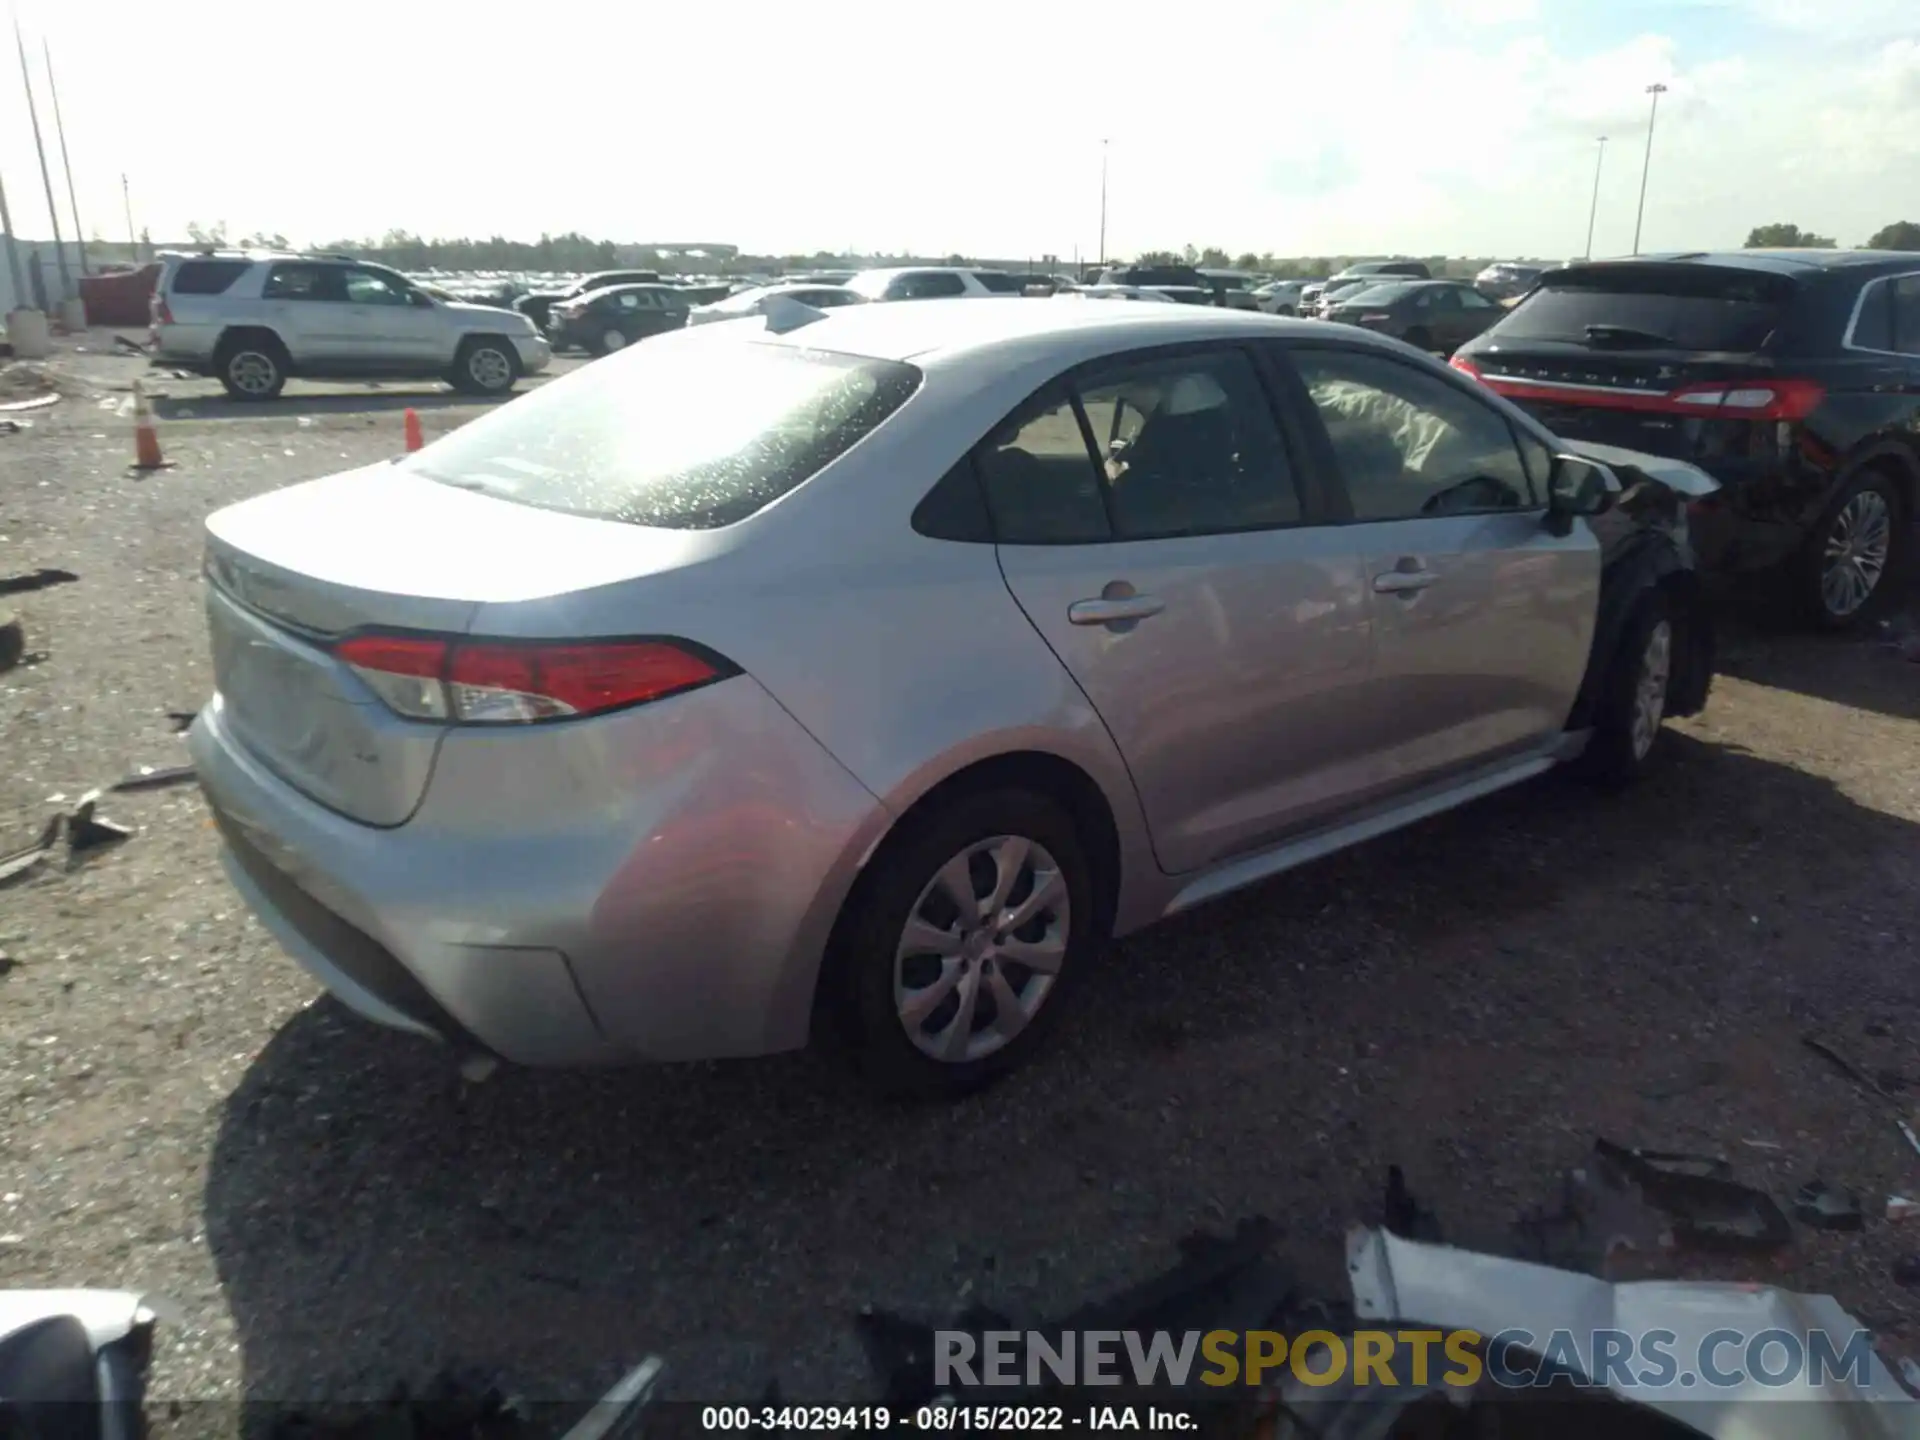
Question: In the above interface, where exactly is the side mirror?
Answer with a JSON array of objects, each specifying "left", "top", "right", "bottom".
[{"left": 1544, "top": 454, "right": 1618, "bottom": 535}]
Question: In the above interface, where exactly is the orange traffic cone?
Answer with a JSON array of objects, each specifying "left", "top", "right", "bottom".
[
  {"left": 403, "top": 408, "right": 424, "bottom": 453},
  {"left": 131, "top": 380, "right": 166, "bottom": 470}
]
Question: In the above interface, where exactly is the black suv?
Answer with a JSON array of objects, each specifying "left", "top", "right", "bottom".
[{"left": 1452, "top": 250, "right": 1920, "bottom": 627}]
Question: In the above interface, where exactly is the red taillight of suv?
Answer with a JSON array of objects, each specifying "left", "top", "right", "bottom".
[
  {"left": 334, "top": 634, "right": 733, "bottom": 725},
  {"left": 1665, "top": 378, "right": 1826, "bottom": 422},
  {"left": 152, "top": 295, "right": 174, "bottom": 326},
  {"left": 1449, "top": 354, "right": 1484, "bottom": 382}
]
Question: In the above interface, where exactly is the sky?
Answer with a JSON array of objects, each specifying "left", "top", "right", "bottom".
[{"left": 0, "top": 0, "right": 1915, "bottom": 263}]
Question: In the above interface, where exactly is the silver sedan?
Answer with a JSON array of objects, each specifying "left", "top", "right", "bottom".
[{"left": 191, "top": 302, "right": 1715, "bottom": 1097}]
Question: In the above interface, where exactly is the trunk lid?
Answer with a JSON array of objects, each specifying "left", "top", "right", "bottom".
[
  {"left": 203, "top": 463, "right": 714, "bottom": 826},
  {"left": 1461, "top": 261, "right": 1800, "bottom": 464}
]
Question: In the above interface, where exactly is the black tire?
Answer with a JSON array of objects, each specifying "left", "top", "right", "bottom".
[
  {"left": 1404, "top": 326, "right": 1434, "bottom": 352},
  {"left": 831, "top": 788, "right": 1097, "bottom": 1101},
  {"left": 1798, "top": 468, "right": 1907, "bottom": 631},
  {"left": 214, "top": 331, "right": 288, "bottom": 401},
  {"left": 450, "top": 337, "right": 521, "bottom": 397},
  {"left": 585, "top": 326, "right": 630, "bottom": 359},
  {"left": 1579, "top": 589, "right": 1676, "bottom": 788}
]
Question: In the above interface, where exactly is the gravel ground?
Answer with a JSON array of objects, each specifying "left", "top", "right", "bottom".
[{"left": 4, "top": 340, "right": 1920, "bottom": 1417}]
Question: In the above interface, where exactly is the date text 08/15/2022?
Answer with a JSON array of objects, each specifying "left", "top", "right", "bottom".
[{"left": 699, "top": 1406, "right": 1199, "bottom": 1432}]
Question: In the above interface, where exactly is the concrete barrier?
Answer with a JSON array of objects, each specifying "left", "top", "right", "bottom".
[{"left": 6, "top": 308, "right": 51, "bottom": 358}]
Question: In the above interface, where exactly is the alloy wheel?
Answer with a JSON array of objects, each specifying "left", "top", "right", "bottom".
[
  {"left": 893, "top": 835, "right": 1069, "bottom": 1065},
  {"left": 468, "top": 346, "right": 512, "bottom": 391},
  {"left": 1821, "top": 490, "right": 1893, "bottom": 620},
  {"left": 1631, "top": 619, "right": 1672, "bottom": 762},
  {"left": 602, "top": 329, "right": 628, "bottom": 352},
  {"left": 229, "top": 352, "right": 277, "bottom": 396}
]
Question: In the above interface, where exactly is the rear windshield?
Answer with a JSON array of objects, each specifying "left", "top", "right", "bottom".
[
  {"left": 169, "top": 259, "right": 250, "bottom": 295},
  {"left": 1493, "top": 265, "right": 1795, "bottom": 352},
  {"left": 404, "top": 339, "right": 922, "bottom": 529}
]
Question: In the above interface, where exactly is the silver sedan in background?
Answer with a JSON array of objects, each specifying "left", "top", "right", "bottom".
[{"left": 191, "top": 302, "right": 1715, "bottom": 1098}]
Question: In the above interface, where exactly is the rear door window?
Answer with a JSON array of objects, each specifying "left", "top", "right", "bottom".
[
  {"left": 169, "top": 259, "right": 251, "bottom": 296},
  {"left": 1494, "top": 265, "right": 1794, "bottom": 352},
  {"left": 263, "top": 263, "right": 345, "bottom": 301},
  {"left": 975, "top": 389, "right": 1111, "bottom": 543},
  {"left": 972, "top": 272, "right": 1024, "bottom": 294},
  {"left": 403, "top": 341, "right": 921, "bottom": 529},
  {"left": 342, "top": 268, "right": 411, "bottom": 306}
]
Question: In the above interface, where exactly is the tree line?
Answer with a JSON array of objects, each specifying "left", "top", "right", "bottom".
[{"left": 1745, "top": 221, "right": 1920, "bottom": 250}]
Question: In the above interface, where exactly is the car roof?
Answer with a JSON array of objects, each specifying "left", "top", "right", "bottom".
[
  {"left": 752, "top": 295, "right": 1302, "bottom": 365},
  {"left": 849, "top": 266, "right": 981, "bottom": 280},
  {"left": 1608, "top": 249, "right": 1920, "bottom": 276}
]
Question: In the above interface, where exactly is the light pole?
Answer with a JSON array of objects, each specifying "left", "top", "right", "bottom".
[
  {"left": 1632, "top": 83, "right": 1667, "bottom": 256},
  {"left": 44, "top": 40, "right": 87, "bottom": 276},
  {"left": 13, "top": 11, "right": 71, "bottom": 302},
  {"left": 1584, "top": 136, "right": 1607, "bottom": 260},
  {"left": 122, "top": 173, "right": 137, "bottom": 255},
  {"left": 1097, "top": 139, "right": 1109, "bottom": 270}
]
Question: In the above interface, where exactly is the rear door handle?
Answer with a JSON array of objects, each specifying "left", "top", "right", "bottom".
[
  {"left": 1374, "top": 569, "right": 1440, "bottom": 595},
  {"left": 1069, "top": 594, "right": 1166, "bottom": 625}
]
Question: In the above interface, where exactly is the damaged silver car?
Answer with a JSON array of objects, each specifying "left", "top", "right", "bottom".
[{"left": 190, "top": 304, "right": 1716, "bottom": 1098}]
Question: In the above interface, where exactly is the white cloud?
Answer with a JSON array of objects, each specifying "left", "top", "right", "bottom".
[{"left": 0, "top": 0, "right": 1913, "bottom": 263}]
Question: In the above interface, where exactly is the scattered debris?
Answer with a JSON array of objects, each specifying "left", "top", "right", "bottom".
[
  {"left": 0, "top": 952, "right": 14, "bottom": 978},
  {"left": 1511, "top": 1147, "right": 1672, "bottom": 1274},
  {"left": 1793, "top": 1179, "right": 1865, "bottom": 1231},
  {"left": 0, "top": 1289, "right": 160, "bottom": 1425},
  {"left": 1593, "top": 1138, "right": 1792, "bottom": 1254},
  {"left": 165, "top": 710, "right": 197, "bottom": 733},
  {"left": 0, "top": 610, "right": 21, "bottom": 672},
  {"left": 1382, "top": 1164, "right": 1443, "bottom": 1242},
  {"left": 112, "top": 333, "right": 149, "bottom": 355},
  {"left": 0, "top": 417, "right": 28, "bottom": 434},
  {"left": 1889, "top": 1196, "right": 1919, "bottom": 1223},
  {"left": 1805, "top": 1033, "right": 1920, "bottom": 1159},
  {"left": 67, "top": 791, "right": 135, "bottom": 852},
  {"left": 0, "top": 568, "right": 79, "bottom": 596},
  {"left": 110, "top": 763, "right": 196, "bottom": 793},
  {"left": 0, "top": 816, "right": 61, "bottom": 885},
  {"left": 1741, "top": 1138, "right": 1785, "bottom": 1151},
  {"left": 1349, "top": 1224, "right": 1916, "bottom": 1436},
  {"left": 0, "top": 391, "right": 59, "bottom": 413}
]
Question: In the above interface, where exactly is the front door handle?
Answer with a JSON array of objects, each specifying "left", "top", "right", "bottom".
[
  {"left": 1069, "top": 594, "right": 1166, "bottom": 625},
  {"left": 1374, "top": 569, "right": 1440, "bottom": 595}
]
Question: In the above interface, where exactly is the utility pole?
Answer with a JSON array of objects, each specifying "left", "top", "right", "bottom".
[
  {"left": 1633, "top": 83, "right": 1667, "bottom": 256},
  {"left": 0, "top": 163, "right": 24, "bottom": 312},
  {"left": 43, "top": 39, "right": 86, "bottom": 275},
  {"left": 1584, "top": 136, "right": 1607, "bottom": 260},
  {"left": 1097, "top": 139, "right": 1109, "bottom": 268},
  {"left": 122, "top": 173, "right": 136, "bottom": 255},
  {"left": 13, "top": 11, "right": 71, "bottom": 300}
]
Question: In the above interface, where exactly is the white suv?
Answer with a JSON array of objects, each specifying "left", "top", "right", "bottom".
[{"left": 149, "top": 251, "right": 552, "bottom": 401}]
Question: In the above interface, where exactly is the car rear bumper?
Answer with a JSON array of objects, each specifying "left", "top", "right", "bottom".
[{"left": 188, "top": 674, "right": 888, "bottom": 1067}]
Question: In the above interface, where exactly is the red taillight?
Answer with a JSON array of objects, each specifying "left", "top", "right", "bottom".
[
  {"left": 333, "top": 634, "right": 726, "bottom": 725},
  {"left": 153, "top": 296, "right": 174, "bottom": 325},
  {"left": 1665, "top": 378, "right": 1825, "bottom": 421},
  {"left": 1449, "top": 354, "right": 1484, "bottom": 381}
]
